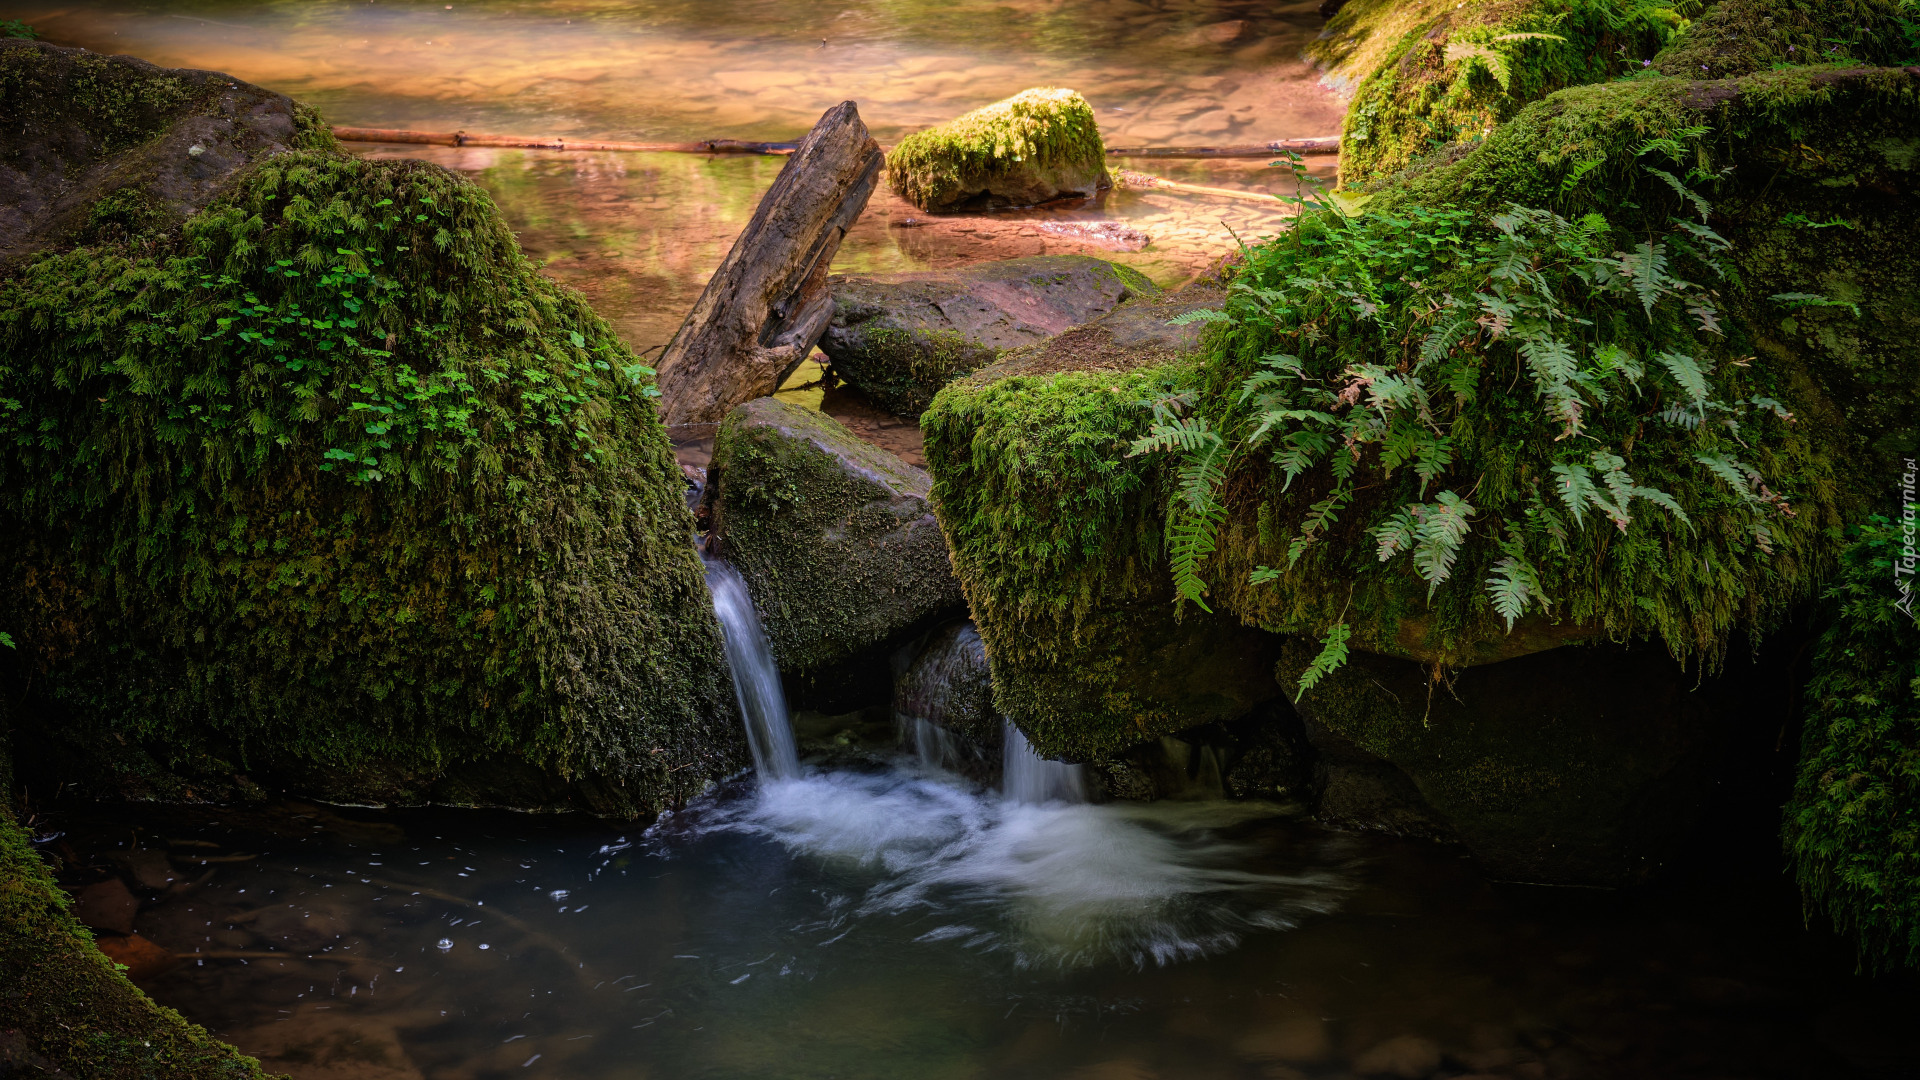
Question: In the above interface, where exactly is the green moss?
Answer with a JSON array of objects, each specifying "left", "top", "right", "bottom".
[
  {"left": 886, "top": 88, "right": 1108, "bottom": 212},
  {"left": 0, "top": 151, "right": 742, "bottom": 813},
  {"left": 0, "top": 810, "right": 275, "bottom": 1077},
  {"left": 1785, "top": 516, "right": 1920, "bottom": 971},
  {"left": 1653, "top": 0, "right": 1916, "bottom": 77},
  {"left": 1311, "top": 0, "right": 1682, "bottom": 188},
  {"left": 833, "top": 325, "right": 986, "bottom": 417}
]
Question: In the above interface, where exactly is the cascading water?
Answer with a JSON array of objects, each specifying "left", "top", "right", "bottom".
[
  {"left": 1001, "top": 719, "right": 1087, "bottom": 805},
  {"left": 702, "top": 556, "right": 799, "bottom": 783}
]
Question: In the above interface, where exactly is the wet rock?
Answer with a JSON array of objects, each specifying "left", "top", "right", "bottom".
[
  {"left": 73, "top": 878, "right": 139, "bottom": 935},
  {"left": 1088, "top": 701, "right": 1315, "bottom": 803},
  {"left": 887, "top": 87, "right": 1109, "bottom": 212},
  {"left": 1352, "top": 1035, "right": 1443, "bottom": 1078},
  {"left": 0, "top": 40, "right": 324, "bottom": 267},
  {"left": 820, "top": 255, "right": 1159, "bottom": 417},
  {"left": 1279, "top": 638, "right": 1782, "bottom": 886},
  {"left": 705, "top": 398, "right": 966, "bottom": 709},
  {"left": 893, "top": 621, "right": 997, "bottom": 747},
  {"left": 962, "top": 279, "right": 1222, "bottom": 384}
]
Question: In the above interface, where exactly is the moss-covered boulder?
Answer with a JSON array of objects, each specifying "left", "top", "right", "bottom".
[
  {"left": 1, "top": 810, "right": 272, "bottom": 1078},
  {"left": 1785, "top": 518, "right": 1920, "bottom": 971},
  {"left": 0, "top": 44, "right": 742, "bottom": 814},
  {"left": 705, "top": 398, "right": 966, "bottom": 708},
  {"left": 1, "top": 40, "right": 322, "bottom": 265},
  {"left": 1308, "top": 0, "right": 1679, "bottom": 187},
  {"left": 925, "top": 42, "right": 1918, "bottom": 875},
  {"left": 887, "top": 88, "right": 1109, "bottom": 213},
  {"left": 818, "top": 255, "right": 1158, "bottom": 417}
]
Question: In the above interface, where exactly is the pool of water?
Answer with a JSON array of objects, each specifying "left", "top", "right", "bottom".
[
  {"left": 37, "top": 760, "right": 1919, "bottom": 1080},
  {"left": 18, "top": 0, "right": 1344, "bottom": 353}
]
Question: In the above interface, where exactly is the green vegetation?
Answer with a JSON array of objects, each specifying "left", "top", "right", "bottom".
[
  {"left": 1310, "top": 0, "right": 1685, "bottom": 187},
  {"left": 0, "top": 149, "right": 741, "bottom": 810},
  {"left": 0, "top": 810, "right": 272, "bottom": 1078},
  {"left": 887, "top": 87, "right": 1108, "bottom": 212},
  {"left": 924, "top": 56, "right": 1917, "bottom": 757},
  {"left": 1785, "top": 516, "right": 1920, "bottom": 972},
  {"left": 0, "top": 20, "right": 36, "bottom": 40}
]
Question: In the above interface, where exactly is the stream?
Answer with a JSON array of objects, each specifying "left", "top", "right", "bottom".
[{"left": 13, "top": 2, "right": 1920, "bottom": 1077}]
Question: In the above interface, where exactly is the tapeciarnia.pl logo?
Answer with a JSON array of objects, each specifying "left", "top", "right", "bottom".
[{"left": 1898, "top": 456, "right": 1917, "bottom": 620}]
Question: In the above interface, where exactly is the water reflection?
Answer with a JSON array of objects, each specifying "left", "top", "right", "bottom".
[{"left": 21, "top": 0, "right": 1346, "bottom": 147}]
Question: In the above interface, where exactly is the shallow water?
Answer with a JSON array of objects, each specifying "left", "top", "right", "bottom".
[
  {"left": 41, "top": 771, "right": 1920, "bottom": 1080},
  {"left": 18, "top": 0, "right": 1344, "bottom": 354}
]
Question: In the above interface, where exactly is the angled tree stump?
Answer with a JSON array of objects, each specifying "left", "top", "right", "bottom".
[{"left": 655, "top": 101, "right": 884, "bottom": 428}]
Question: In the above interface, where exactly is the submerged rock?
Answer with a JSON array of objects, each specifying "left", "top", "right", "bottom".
[
  {"left": 887, "top": 87, "right": 1110, "bottom": 212},
  {"left": 819, "top": 254, "right": 1159, "bottom": 417},
  {"left": 0, "top": 43, "right": 741, "bottom": 815},
  {"left": 705, "top": 398, "right": 966, "bottom": 709},
  {"left": 0, "top": 811, "right": 270, "bottom": 1076}
]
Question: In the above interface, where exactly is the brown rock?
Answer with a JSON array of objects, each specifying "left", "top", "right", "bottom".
[
  {"left": 72, "top": 878, "right": 140, "bottom": 935},
  {"left": 94, "top": 933, "right": 179, "bottom": 981},
  {"left": 107, "top": 848, "right": 180, "bottom": 890}
]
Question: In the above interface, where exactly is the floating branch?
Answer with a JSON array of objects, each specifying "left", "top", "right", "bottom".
[
  {"left": 1115, "top": 168, "right": 1284, "bottom": 204},
  {"left": 329, "top": 127, "right": 1340, "bottom": 159},
  {"left": 330, "top": 126, "right": 799, "bottom": 155}
]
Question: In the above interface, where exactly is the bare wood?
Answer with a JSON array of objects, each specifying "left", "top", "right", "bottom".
[
  {"left": 655, "top": 102, "right": 884, "bottom": 428},
  {"left": 1105, "top": 137, "right": 1340, "bottom": 158},
  {"left": 1116, "top": 169, "right": 1284, "bottom": 204},
  {"left": 331, "top": 126, "right": 797, "bottom": 155}
]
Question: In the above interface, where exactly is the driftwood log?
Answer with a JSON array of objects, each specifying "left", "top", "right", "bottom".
[{"left": 654, "top": 102, "right": 884, "bottom": 428}]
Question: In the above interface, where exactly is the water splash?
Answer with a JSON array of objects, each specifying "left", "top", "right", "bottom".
[
  {"left": 1001, "top": 720, "right": 1087, "bottom": 805},
  {"left": 702, "top": 556, "right": 799, "bottom": 783}
]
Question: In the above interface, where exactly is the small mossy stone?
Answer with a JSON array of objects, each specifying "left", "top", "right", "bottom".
[
  {"left": 0, "top": 809, "right": 274, "bottom": 1078},
  {"left": 706, "top": 398, "right": 967, "bottom": 709},
  {"left": 819, "top": 255, "right": 1160, "bottom": 417},
  {"left": 887, "top": 87, "right": 1109, "bottom": 212}
]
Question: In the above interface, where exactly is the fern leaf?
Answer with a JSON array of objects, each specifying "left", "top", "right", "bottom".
[
  {"left": 1371, "top": 509, "right": 1419, "bottom": 562},
  {"left": 1551, "top": 462, "right": 1595, "bottom": 527},
  {"left": 1166, "top": 308, "right": 1230, "bottom": 325},
  {"left": 1656, "top": 350, "right": 1709, "bottom": 406},
  {"left": 1294, "top": 622, "right": 1352, "bottom": 701}
]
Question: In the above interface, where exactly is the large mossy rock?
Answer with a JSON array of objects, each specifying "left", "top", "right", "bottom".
[
  {"left": 0, "top": 40, "right": 320, "bottom": 266},
  {"left": 887, "top": 88, "right": 1109, "bottom": 213},
  {"left": 705, "top": 398, "right": 966, "bottom": 708},
  {"left": 1308, "top": 0, "right": 1678, "bottom": 187},
  {"left": 0, "top": 44, "right": 742, "bottom": 815},
  {"left": 924, "top": 27, "right": 1918, "bottom": 882},
  {"left": 818, "top": 254, "right": 1158, "bottom": 417},
  {"left": 1279, "top": 639, "right": 1776, "bottom": 885},
  {"left": 1, "top": 810, "right": 271, "bottom": 1078},
  {"left": 925, "top": 281, "right": 1283, "bottom": 759}
]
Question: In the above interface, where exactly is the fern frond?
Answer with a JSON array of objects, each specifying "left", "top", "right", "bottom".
[
  {"left": 1294, "top": 622, "right": 1352, "bottom": 701},
  {"left": 1656, "top": 350, "right": 1710, "bottom": 406},
  {"left": 1552, "top": 462, "right": 1596, "bottom": 527}
]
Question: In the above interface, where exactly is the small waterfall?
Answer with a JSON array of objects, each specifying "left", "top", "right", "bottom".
[
  {"left": 1001, "top": 719, "right": 1087, "bottom": 805},
  {"left": 900, "top": 715, "right": 963, "bottom": 771},
  {"left": 703, "top": 556, "right": 799, "bottom": 783}
]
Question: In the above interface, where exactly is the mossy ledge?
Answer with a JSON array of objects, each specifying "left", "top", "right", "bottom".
[
  {"left": 923, "top": 62, "right": 1919, "bottom": 762},
  {"left": 0, "top": 47, "right": 743, "bottom": 813},
  {"left": 1309, "top": 0, "right": 1682, "bottom": 188},
  {"left": 886, "top": 87, "right": 1109, "bottom": 213},
  {"left": 1, "top": 809, "right": 274, "bottom": 1077}
]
